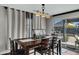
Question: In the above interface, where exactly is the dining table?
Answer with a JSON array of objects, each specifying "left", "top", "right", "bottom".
[{"left": 13, "top": 35, "right": 62, "bottom": 55}]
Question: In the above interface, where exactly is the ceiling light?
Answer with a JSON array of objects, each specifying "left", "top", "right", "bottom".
[{"left": 35, "top": 4, "right": 51, "bottom": 19}]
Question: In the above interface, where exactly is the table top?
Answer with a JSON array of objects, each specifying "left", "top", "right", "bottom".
[
  {"left": 19, "top": 39, "right": 36, "bottom": 42},
  {"left": 15, "top": 36, "right": 51, "bottom": 49},
  {"left": 15, "top": 35, "right": 62, "bottom": 43},
  {"left": 42, "top": 36, "right": 53, "bottom": 39}
]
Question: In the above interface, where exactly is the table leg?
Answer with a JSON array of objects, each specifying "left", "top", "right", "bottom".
[
  {"left": 59, "top": 40, "right": 61, "bottom": 55},
  {"left": 52, "top": 40, "right": 54, "bottom": 55},
  {"left": 34, "top": 49, "right": 36, "bottom": 55},
  {"left": 57, "top": 44, "right": 59, "bottom": 55},
  {"left": 15, "top": 42, "right": 18, "bottom": 51}
]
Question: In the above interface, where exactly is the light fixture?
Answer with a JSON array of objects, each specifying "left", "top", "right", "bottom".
[{"left": 35, "top": 4, "right": 51, "bottom": 19}]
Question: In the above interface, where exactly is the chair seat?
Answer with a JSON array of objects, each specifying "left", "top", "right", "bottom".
[
  {"left": 34, "top": 46, "right": 49, "bottom": 54},
  {"left": 14, "top": 49, "right": 25, "bottom": 55},
  {"left": 35, "top": 46, "right": 48, "bottom": 51}
]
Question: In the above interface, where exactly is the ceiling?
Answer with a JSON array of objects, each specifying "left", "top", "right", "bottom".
[{"left": 0, "top": 4, "right": 79, "bottom": 15}]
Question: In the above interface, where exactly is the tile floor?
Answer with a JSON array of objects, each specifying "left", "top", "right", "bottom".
[{"left": 30, "top": 48, "right": 79, "bottom": 55}]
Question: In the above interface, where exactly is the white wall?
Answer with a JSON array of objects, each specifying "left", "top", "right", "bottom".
[{"left": 47, "top": 11, "right": 79, "bottom": 34}]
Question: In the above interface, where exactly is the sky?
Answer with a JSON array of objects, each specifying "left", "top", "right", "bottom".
[{"left": 73, "top": 22, "right": 79, "bottom": 25}]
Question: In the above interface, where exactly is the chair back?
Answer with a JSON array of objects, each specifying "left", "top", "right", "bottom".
[
  {"left": 50, "top": 36, "right": 58, "bottom": 48},
  {"left": 9, "top": 38, "right": 15, "bottom": 54},
  {"left": 41, "top": 39, "right": 49, "bottom": 47}
]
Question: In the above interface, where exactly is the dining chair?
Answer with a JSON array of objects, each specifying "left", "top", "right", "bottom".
[
  {"left": 34, "top": 39, "right": 51, "bottom": 55},
  {"left": 74, "top": 35, "right": 79, "bottom": 49},
  {"left": 34, "top": 35, "right": 59, "bottom": 55},
  {"left": 9, "top": 38, "right": 25, "bottom": 55},
  {"left": 50, "top": 36, "right": 59, "bottom": 55}
]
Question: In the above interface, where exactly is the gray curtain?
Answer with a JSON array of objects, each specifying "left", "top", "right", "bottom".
[
  {"left": 0, "top": 6, "right": 46, "bottom": 52},
  {"left": 0, "top": 6, "right": 8, "bottom": 52}
]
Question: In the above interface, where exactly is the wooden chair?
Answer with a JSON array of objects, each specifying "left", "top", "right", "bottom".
[
  {"left": 9, "top": 38, "right": 25, "bottom": 55},
  {"left": 34, "top": 39, "right": 51, "bottom": 55},
  {"left": 74, "top": 35, "right": 79, "bottom": 49},
  {"left": 34, "top": 35, "right": 59, "bottom": 55},
  {"left": 50, "top": 36, "right": 59, "bottom": 55}
]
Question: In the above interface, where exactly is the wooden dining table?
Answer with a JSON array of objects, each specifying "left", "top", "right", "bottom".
[
  {"left": 14, "top": 36, "right": 62, "bottom": 55},
  {"left": 15, "top": 39, "right": 42, "bottom": 55}
]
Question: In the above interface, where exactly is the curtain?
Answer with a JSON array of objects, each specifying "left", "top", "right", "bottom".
[
  {"left": 8, "top": 9, "right": 33, "bottom": 39},
  {"left": 33, "top": 15, "right": 46, "bottom": 36},
  {"left": 0, "top": 6, "right": 8, "bottom": 52},
  {"left": 26, "top": 12, "right": 33, "bottom": 38},
  {"left": 0, "top": 6, "right": 46, "bottom": 52},
  {"left": 0, "top": 6, "right": 34, "bottom": 52}
]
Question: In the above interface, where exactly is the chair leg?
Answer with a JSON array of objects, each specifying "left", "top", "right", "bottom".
[
  {"left": 48, "top": 48, "right": 51, "bottom": 55},
  {"left": 59, "top": 40, "right": 61, "bottom": 55},
  {"left": 75, "top": 42, "right": 77, "bottom": 49},
  {"left": 45, "top": 52, "right": 47, "bottom": 55},
  {"left": 10, "top": 50, "right": 13, "bottom": 55},
  {"left": 34, "top": 49, "right": 36, "bottom": 55},
  {"left": 52, "top": 49, "right": 54, "bottom": 55},
  {"left": 41, "top": 53, "right": 43, "bottom": 55},
  {"left": 57, "top": 44, "right": 59, "bottom": 55}
]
